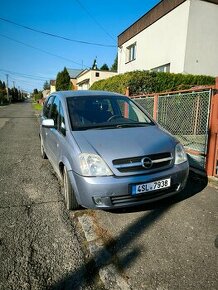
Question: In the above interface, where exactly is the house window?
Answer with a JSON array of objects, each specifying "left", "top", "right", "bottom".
[
  {"left": 151, "top": 63, "right": 170, "bottom": 73},
  {"left": 126, "top": 43, "right": 136, "bottom": 63},
  {"left": 95, "top": 72, "right": 100, "bottom": 77}
]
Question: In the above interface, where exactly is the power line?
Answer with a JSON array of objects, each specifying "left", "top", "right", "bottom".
[
  {"left": 9, "top": 76, "right": 42, "bottom": 86},
  {"left": 0, "top": 71, "right": 46, "bottom": 91},
  {"left": 0, "top": 16, "right": 116, "bottom": 48},
  {"left": 0, "top": 69, "right": 51, "bottom": 81},
  {"left": 74, "top": 0, "right": 116, "bottom": 42},
  {"left": 0, "top": 33, "right": 89, "bottom": 67}
]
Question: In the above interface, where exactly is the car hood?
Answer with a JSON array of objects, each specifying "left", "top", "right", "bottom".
[{"left": 72, "top": 125, "right": 176, "bottom": 163}]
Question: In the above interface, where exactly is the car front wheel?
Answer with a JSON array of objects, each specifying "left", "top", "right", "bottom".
[{"left": 63, "top": 167, "right": 79, "bottom": 210}]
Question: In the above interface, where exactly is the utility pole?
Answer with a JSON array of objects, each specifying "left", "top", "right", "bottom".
[
  {"left": 18, "top": 86, "right": 20, "bottom": 101},
  {"left": 6, "top": 74, "right": 9, "bottom": 102}
]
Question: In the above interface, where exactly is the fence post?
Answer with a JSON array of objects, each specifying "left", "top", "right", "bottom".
[
  {"left": 124, "top": 87, "right": 130, "bottom": 118},
  {"left": 153, "top": 94, "right": 159, "bottom": 120},
  {"left": 125, "top": 87, "right": 130, "bottom": 97},
  {"left": 206, "top": 77, "right": 218, "bottom": 176}
]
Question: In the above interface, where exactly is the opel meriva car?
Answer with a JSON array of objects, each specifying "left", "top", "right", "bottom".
[{"left": 40, "top": 90, "right": 189, "bottom": 210}]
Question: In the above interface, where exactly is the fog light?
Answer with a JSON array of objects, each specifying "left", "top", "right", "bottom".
[{"left": 93, "top": 196, "right": 104, "bottom": 205}]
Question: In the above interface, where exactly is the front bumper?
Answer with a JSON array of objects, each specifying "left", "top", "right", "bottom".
[{"left": 69, "top": 162, "right": 189, "bottom": 209}]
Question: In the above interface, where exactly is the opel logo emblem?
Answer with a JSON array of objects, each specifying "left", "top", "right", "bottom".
[{"left": 141, "top": 157, "right": 153, "bottom": 169}]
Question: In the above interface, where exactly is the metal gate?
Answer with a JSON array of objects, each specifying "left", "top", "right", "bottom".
[{"left": 132, "top": 89, "right": 212, "bottom": 172}]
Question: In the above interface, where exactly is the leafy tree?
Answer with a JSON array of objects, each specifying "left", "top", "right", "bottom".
[
  {"left": 32, "top": 88, "right": 43, "bottom": 102},
  {"left": 34, "top": 91, "right": 43, "bottom": 102},
  {"left": 43, "top": 80, "right": 50, "bottom": 90},
  {"left": 56, "top": 67, "right": 71, "bottom": 91},
  {"left": 111, "top": 54, "right": 118, "bottom": 72},
  {"left": 100, "top": 64, "right": 109, "bottom": 71}
]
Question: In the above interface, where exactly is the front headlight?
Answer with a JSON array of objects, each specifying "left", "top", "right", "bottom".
[
  {"left": 175, "top": 143, "right": 187, "bottom": 164},
  {"left": 79, "top": 153, "right": 113, "bottom": 177}
]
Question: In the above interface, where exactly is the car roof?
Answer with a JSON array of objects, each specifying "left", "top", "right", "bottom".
[{"left": 50, "top": 90, "right": 125, "bottom": 100}]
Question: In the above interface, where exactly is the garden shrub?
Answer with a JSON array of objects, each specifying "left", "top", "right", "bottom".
[{"left": 90, "top": 71, "right": 215, "bottom": 95}]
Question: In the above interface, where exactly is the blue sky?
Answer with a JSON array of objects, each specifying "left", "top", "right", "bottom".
[{"left": 0, "top": 0, "right": 160, "bottom": 92}]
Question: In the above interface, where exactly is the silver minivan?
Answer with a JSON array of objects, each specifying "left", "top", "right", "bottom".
[{"left": 40, "top": 90, "right": 189, "bottom": 210}]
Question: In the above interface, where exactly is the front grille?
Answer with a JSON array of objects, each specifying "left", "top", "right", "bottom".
[
  {"left": 111, "top": 185, "right": 179, "bottom": 206},
  {"left": 113, "top": 152, "right": 173, "bottom": 173}
]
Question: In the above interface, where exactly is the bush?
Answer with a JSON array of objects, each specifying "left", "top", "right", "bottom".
[
  {"left": 90, "top": 71, "right": 215, "bottom": 95},
  {"left": 34, "top": 92, "right": 43, "bottom": 102}
]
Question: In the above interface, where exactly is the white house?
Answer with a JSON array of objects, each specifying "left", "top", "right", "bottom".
[
  {"left": 118, "top": 0, "right": 218, "bottom": 76},
  {"left": 77, "top": 69, "right": 117, "bottom": 90}
]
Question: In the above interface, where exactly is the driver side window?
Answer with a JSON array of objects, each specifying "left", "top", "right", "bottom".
[
  {"left": 43, "top": 96, "right": 54, "bottom": 118},
  {"left": 50, "top": 96, "right": 59, "bottom": 128},
  {"left": 59, "top": 103, "right": 66, "bottom": 136}
]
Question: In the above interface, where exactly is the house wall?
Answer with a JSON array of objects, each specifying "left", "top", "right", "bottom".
[
  {"left": 118, "top": 1, "right": 190, "bottom": 74},
  {"left": 77, "top": 70, "right": 117, "bottom": 90},
  {"left": 118, "top": 0, "right": 218, "bottom": 77},
  {"left": 184, "top": 0, "right": 218, "bottom": 76},
  {"left": 70, "top": 79, "right": 78, "bottom": 90},
  {"left": 50, "top": 85, "right": 56, "bottom": 93},
  {"left": 89, "top": 71, "right": 117, "bottom": 86}
]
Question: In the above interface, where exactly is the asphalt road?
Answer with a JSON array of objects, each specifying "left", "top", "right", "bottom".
[
  {"left": 94, "top": 173, "right": 218, "bottom": 289},
  {"left": 0, "top": 101, "right": 217, "bottom": 290},
  {"left": 0, "top": 102, "right": 97, "bottom": 290}
]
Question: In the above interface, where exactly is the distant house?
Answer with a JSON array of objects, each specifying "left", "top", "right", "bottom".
[
  {"left": 118, "top": 0, "right": 218, "bottom": 76},
  {"left": 67, "top": 68, "right": 83, "bottom": 90},
  {"left": 50, "top": 68, "right": 83, "bottom": 92},
  {"left": 42, "top": 89, "right": 50, "bottom": 99},
  {"left": 50, "top": 80, "right": 56, "bottom": 93},
  {"left": 77, "top": 69, "right": 117, "bottom": 90}
]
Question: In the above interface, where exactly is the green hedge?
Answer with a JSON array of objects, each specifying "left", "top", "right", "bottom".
[{"left": 90, "top": 71, "right": 215, "bottom": 95}]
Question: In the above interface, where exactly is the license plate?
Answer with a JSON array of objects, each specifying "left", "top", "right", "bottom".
[{"left": 132, "top": 178, "right": 171, "bottom": 195}]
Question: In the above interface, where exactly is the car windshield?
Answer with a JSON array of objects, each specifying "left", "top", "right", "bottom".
[{"left": 67, "top": 95, "right": 153, "bottom": 130}]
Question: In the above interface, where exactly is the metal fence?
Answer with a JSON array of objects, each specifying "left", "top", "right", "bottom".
[
  {"left": 134, "top": 96, "right": 155, "bottom": 118},
  {"left": 132, "top": 90, "right": 212, "bottom": 171}
]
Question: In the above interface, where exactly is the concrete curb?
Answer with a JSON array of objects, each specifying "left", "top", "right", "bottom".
[{"left": 78, "top": 214, "right": 131, "bottom": 290}]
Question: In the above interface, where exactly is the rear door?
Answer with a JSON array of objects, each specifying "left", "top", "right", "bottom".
[{"left": 41, "top": 95, "right": 55, "bottom": 154}]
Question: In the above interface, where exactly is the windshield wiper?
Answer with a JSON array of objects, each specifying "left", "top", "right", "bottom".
[
  {"left": 74, "top": 122, "right": 153, "bottom": 131},
  {"left": 116, "top": 123, "right": 153, "bottom": 128}
]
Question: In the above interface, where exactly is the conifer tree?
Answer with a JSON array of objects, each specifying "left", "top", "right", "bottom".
[{"left": 56, "top": 67, "right": 71, "bottom": 91}]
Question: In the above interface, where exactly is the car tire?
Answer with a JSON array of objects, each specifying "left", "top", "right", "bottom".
[
  {"left": 63, "top": 167, "right": 79, "bottom": 210},
  {"left": 40, "top": 137, "right": 47, "bottom": 159}
]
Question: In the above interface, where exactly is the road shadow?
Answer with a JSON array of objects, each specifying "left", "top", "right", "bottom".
[
  {"left": 48, "top": 207, "right": 169, "bottom": 289},
  {"left": 48, "top": 170, "right": 207, "bottom": 289}
]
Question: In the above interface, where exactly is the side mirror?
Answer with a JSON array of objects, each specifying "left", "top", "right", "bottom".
[{"left": 42, "top": 119, "right": 54, "bottom": 128}]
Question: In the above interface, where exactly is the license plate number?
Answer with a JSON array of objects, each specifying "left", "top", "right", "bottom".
[{"left": 132, "top": 178, "right": 171, "bottom": 195}]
